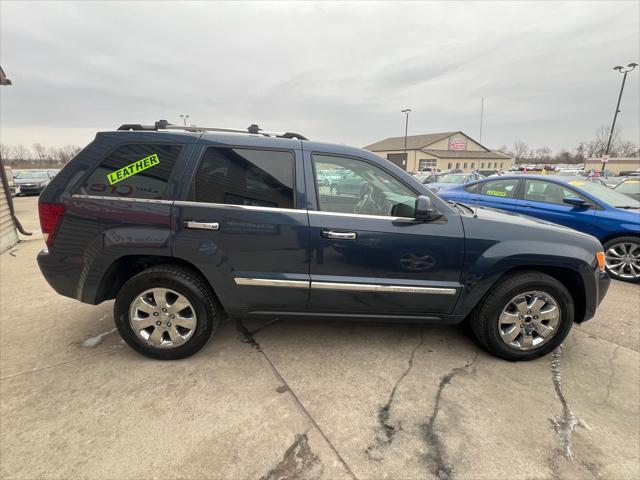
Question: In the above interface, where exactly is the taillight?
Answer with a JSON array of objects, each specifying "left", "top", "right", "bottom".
[{"left": 38, "top": 203, "right": 66, "bottom": 247}]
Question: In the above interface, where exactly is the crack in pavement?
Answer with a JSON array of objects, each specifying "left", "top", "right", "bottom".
[
  {"left": 549, "top": 345, "right": 590, "bottom": 462},
  {"left": 236, "top": 320, "right": 358, "bottom": 480},
  {"left": 365, "top": 329, "right": 424, "bottom": 461},
  {"left": 422, "top": 348, "right": 480, "bottom": 480},
  {"left": 595, "top": 344, "right": 620, "bottom": 407},
  {"left": 259, "top": 433, "right": 324, "bottom": 480}
]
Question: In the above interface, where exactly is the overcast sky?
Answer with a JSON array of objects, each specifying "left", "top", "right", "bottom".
[{"left": 1, "top": 1, "right": 639, "bottom": 152}]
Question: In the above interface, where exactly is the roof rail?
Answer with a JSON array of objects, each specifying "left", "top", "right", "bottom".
[{"left": 117, "top": 120, "right": 308, "bottom": 140}]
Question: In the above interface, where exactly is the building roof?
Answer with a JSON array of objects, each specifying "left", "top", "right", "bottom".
[
  {"left": 364, "top": 132, "right": 458, "bottom": 151},
  {"left": 421, "top": 149, "right": 512, "bottom": 160}
]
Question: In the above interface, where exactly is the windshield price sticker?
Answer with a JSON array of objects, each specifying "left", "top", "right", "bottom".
[
  {"left": 486, "top": 190, "right": 507, "bottom": 197},
  {"left": 107, "top": 154, "right": 160, "bottom": 185}
]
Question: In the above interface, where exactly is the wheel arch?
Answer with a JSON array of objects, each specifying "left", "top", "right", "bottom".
[
  {"left": 94, "top": 255, "right": 226, "bottom": 313},
  {"left": 599, "top": 232, "right": 640, "bottom": 246}
]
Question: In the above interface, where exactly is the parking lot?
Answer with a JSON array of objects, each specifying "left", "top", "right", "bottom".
[{"left": 1, "top": 196, "right": 638, "bottom": 480}]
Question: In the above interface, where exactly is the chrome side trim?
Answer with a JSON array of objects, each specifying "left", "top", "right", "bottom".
[
  {"left": 234, "top": 278, "right": 310, "bottom": 288},
  {"left": 311, "top": 282, "right": 457, "bottom": 295},
  {"left": 72, "top": 194, "right": 174, "bottom": 205},
  {"left": 173, "top": 200, "right": 302, "bottom": 215}
]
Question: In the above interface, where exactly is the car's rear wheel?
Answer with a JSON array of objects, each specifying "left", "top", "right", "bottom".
[
  {"left": 114, "top": 266, "right": 218, "bottom": 360},
  {"left": 469, "top": 271, "right": 574, "bottom": 360},
  {"left": 603, "top": 236, "right": 640, "bottom": 283}
]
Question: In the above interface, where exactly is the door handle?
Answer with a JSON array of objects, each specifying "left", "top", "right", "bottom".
[
  {"left": 321, "top": 229, "right": 357, "bottom": 240},
  {"left": 185, "top": 221, "right": 220, "bottom": 230}
]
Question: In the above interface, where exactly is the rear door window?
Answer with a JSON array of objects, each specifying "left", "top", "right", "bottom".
[
  {"left": 78, "top": 144, "right": 182, "bottom": 199},
  {"left": 479, "top": 179, "right": 519, "bottom": 198},
  {"left": 192, "top": 147, "right": 295, "bottom": 208}
]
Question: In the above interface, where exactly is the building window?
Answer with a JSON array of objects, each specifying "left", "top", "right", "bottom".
[
  {"left": 463, "top": 163, "right": 468, "bottom": 169},
  {"left": 494, "top": 162, "right": 498, "bottom": 168},
  {"left": 418, "top": 159, "right": 437, "bottom": 171},
  {"left": 471, "top": 162, "right": 475, "bottom": 169},
  {"left": 192, "top": 147, "right": 295, "bottom": 208},
  {"left": 456, "top": 162, "right": 460, "bottom": 169},
  {"left": 481, "top": 162, "right": 485, "bottom": 168},
  {"left": 448, "top": 162, "right": 452, "bottom": 169},
  {"left": 500, "top": 162, "right": 504, "bottom": 169}
]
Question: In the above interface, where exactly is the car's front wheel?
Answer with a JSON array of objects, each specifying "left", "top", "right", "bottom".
[
  {"left": 114, "top": 266, "right": 218, "bottom": 360},
  {"left": 603, "top": 236, "right": 640, "bottom": 283},
  {"left": 469, "top": 271, "right": 574, "bottom": 361}
]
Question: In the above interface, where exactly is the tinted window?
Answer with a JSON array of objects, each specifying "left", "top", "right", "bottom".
[
  {"left": 78, "top": 144, "right": 181, "bottom": 199},
  {"left": 524, "top": 179, "right": 590, "bottom": 206},
  {"left": 313, "top": 154, "right": 416, "bottom": 217},
  {"left": 479, "top": 179, "right": 519, "bottom": 198},
  {"left": 193, "top": 147, "right": 294, "bottom": 208}
]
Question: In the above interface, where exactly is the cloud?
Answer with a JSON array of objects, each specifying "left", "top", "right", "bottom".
[{"left": 1, "top": 1, "right": 638, "bottom": 151}]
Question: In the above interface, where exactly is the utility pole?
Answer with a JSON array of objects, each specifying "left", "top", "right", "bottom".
[
  {"left": 479, "top": 97, "right": 484, "bottom": 144},
  {"left": 602, "top": 63, "right": 637, "bottom": 172}
]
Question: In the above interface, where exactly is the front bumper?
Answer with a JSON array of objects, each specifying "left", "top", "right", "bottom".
[
  {"left": 580, "top": 271, "right": 611, "bottom": 323},
  {"left": 17, "top": 184, "right": 45, "bottom": 195}
]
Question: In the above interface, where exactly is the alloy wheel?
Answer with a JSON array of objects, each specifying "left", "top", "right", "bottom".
[
  {"left": 605, "top": 241, "right": 640, "bottom": 280},
  {"left": 129, "top": 288, "right": 197, "bottom": 349},
  {"left": 498, "top": 291, "right": 561, "bottom": 350}
]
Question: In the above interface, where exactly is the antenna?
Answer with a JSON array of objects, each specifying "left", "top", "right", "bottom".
[{"left": 479, "top": 97, "right": 484, "bottom": 144}]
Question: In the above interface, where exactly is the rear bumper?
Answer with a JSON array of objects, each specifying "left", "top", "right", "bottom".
[
  {"left": 37, "top": 249, "right": 82, "bottom": 300},
  {"left": 580, "top": 271, "right": 610, "bottom": 323}
]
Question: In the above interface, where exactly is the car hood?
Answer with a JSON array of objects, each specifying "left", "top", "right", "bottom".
[
  {"left": 428, "top": 182, "right": 461, "bottom": 192},
  {"left": 15, "top": 178, "right": 46, "bottom": 184},
  {"left": 462, "top": 203, "right": 598, "bottom": 240}
]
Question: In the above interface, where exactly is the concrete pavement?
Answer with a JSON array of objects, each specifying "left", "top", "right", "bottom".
[{"left": 1, "top": 196, "right": 638, "bottom": 479}]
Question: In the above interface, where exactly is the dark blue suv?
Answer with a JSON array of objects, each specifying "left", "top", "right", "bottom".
[{"left": 37, "top": 121, "right": 609, "bottom": 361}]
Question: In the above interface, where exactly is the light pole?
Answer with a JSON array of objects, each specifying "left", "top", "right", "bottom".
[
  {"left": 401, "top": 109, "right": 411, "bottom": 154},
  {"left": 602, "top": 63, "right": 638, "bottom": 172},
  {"left": 180, "top": 114, "right": 190, "bottom": 126}
]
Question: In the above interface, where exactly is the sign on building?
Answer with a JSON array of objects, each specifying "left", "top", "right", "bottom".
[{"left": 448, "top": 137, "right": 467, "bottom": 151}]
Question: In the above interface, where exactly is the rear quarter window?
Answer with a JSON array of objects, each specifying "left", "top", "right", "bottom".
[{"left": 76, "top": 144, "right": 182, "bottom": 199}]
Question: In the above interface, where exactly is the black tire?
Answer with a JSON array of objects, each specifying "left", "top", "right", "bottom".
[
  {"left": 602, "top": 236, "right": 640, "bottom": 283},
  {"left": 469, "top": 271, "right": 574, "bottom": 361},
  {"left": 114, "top": 265, "right": 219, "bottom": 360}
]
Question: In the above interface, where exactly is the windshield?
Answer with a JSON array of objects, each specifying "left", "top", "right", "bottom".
[
  {"left": 439, "top": 174, "right": 468, "bottom": 184},
  {"left": 567, "top": 179, "right": 640, "bottom": 208},
  {"left": 616, "top": 180, "right": 640, "bottom": 194},
  {"left": 16, "top": 171, "right": 49, "bottom": 179}
]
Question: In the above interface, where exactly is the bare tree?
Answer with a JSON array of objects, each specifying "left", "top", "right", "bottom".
[
  {"left": 0, "top": 143, "right": 12, "bottom": 161},
  {"left": 12, "top": 145, "right": 32, "bottom": 162},
  {"left": 512, "top": 141, "right": 530, "bottom": 161},
  {"left": 617, "top": 140, "right": 640, "bottom": 158},
  {"left": 33, "top": 143, "right": 47, "bottom": 160}
]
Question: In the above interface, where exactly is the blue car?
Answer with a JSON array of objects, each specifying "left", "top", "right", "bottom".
[{"left": 438, "top": 174, "right": 640, "bottom": 282}]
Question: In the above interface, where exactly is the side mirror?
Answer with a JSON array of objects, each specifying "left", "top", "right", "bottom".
[
  {"left": 414, "top": 195, "right": 437, "bottom": 221},
  {"left": 563, "top": 197, "right": 589, "bottom": 208}
]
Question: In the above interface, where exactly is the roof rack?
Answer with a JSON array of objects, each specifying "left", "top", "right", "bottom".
[{"left": 117, "top": 119, "right": 308, "bottom": 141}]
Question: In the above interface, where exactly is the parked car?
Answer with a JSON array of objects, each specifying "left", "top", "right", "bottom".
[
  {"left": 420, "top": 173, "right": 443, "bottom": 184},
  {"left": 614, "top": 178, "right": 640, "bottom": 202},
  {"left": 438, "top": 175, "right": 640, "bottom": 282},
  {"left": 3, "top": 166, "right": 20, "bottom": 196},
  {"left": 14, "top": 170, "right": 52, "bottom": 195},
  {"left": 412, "top": 169, "right": 439, "bottom": 183},
  {"left": 426, "top": 172, "right": 485, "bottom": 193},
  {"left": 37, "top": 120, "right": 609, "bottom": 361}
]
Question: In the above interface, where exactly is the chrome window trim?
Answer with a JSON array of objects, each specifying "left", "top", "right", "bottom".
[
  {"left": 307, "top": 210, "right": 413, "bottom": 221},
  {"left": 311, "top": 282, "right": 457, "bottom": 295},
  {"left": 173, "top": 200, "right": 302, "bottom": 215},
  {"left": 72, "top": 194, "right": 173, "bottom": 205},
  {"left": 234, "top": 278, "right": 310, "bottom": 288}
]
